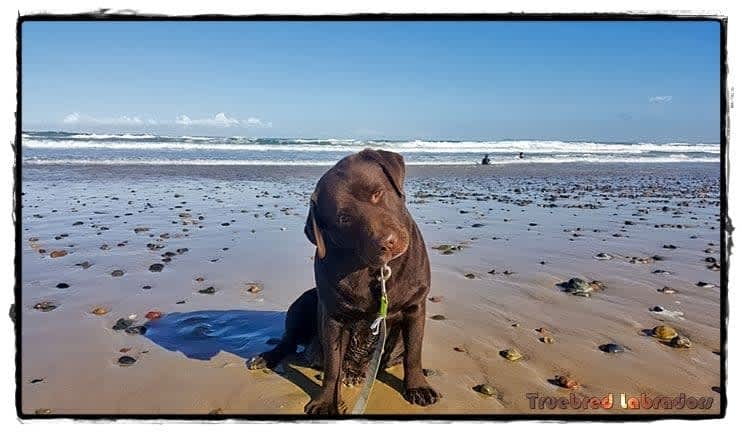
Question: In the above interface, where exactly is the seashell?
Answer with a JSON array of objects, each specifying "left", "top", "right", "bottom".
[
  {"left": 669, "top": 335, "right": 691, "bottom": 349},
  {"left": 652, "top": 325, "right": 678, "bottom": 341}
]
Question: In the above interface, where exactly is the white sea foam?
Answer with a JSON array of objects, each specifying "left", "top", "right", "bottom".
[
  {"left": 22, "top": 156, "right": 720, "bottom": 167},
  {"left": 21, "top": 138, "right": 720, "bottom": 154},
  {"left": 67, "top": 133, "right": 159, "bottom": 140}
]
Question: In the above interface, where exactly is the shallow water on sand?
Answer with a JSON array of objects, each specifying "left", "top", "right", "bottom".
[{"left": 20, "top": 162, "right": 722, "bottom": 415}]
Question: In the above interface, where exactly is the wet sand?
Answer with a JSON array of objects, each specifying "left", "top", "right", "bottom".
[{"left": 20, "top": 162, "right": 722, "bottom": 415}]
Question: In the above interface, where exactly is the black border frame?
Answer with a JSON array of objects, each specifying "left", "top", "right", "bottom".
[{"left": 14, "top": 12, "right": 728, "bottom": 421}]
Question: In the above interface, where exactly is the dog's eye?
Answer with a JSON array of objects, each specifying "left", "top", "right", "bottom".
[
  {"left": 371, "top": 190, "right": 384, "bottom": 203},
  {"left": 337, "top": 214, "right": 352, "bottom": 225}
]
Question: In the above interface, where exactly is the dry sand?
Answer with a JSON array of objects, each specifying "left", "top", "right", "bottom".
[{"left": 19, "top": 163, "right": 722, "bottom": 416}]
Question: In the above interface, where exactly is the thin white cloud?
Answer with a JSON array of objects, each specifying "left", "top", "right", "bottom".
[
  {"left": 62, "top": 112, "right": 270, "bottom": 129},
  {"left": 63, "top": 112, "right": 81, "bottom": 124},
  {"left": 244, "top": 117, "right": 273, "bottom": 128},
  {"left": 175, "top": 113, "right": 272, "bottom": 128},
  {"left": 649, "top": 96, "right": 673, "bottom": 103},
  {"left": 62, "top": 112, "right": 157, "bottom": 126}
]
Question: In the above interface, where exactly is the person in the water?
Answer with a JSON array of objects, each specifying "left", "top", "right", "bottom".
[
  {"left": 519, "top": 152, "right": 525, "bottom": 159},
  {"left": 481, "top": 154, "right": 491, "bottom": 165}
]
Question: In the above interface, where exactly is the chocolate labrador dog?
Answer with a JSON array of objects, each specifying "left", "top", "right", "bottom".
[{"left": 248, "top": 149, "right": 439, "bottom": 414}]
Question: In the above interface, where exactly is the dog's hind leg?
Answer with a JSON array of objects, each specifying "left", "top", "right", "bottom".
[{"left": 247, "top": 288, "right": 318, "bottom": 370}]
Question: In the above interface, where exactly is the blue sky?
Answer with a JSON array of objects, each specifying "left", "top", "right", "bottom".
[{"left": 22, "top": 21, "right": 720, "bottom": 142}]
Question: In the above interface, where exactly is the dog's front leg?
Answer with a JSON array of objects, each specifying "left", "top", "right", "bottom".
[
  {"left": 402, "top": 302, "right": 440, "bottom": 406},
  {"left": 304, "top": 308, "right": 348, "bottom": 415}
]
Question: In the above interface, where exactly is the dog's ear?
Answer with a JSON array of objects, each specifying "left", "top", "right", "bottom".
[
  {"left": 304, "top": 195, "right": 326, "bottom": 259},
  {"left": 363, "top": 149, "right": 406, "bottom": 197}
]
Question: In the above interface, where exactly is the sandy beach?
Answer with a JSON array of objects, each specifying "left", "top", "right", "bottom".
[{"left": 19, "top": 162, "right": 722, "bottom": 416}]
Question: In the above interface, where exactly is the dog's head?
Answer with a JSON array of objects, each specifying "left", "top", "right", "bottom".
[{"left": 305, "top": 149, "right": 410, "bottom": 268}]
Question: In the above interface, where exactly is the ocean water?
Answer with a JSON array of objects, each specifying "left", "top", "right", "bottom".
[{"left": 21, "top": 131, "right": 720, "bottom": 166}]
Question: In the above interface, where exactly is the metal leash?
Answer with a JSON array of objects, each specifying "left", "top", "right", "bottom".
[{"left": 351, "top": 263, "right": 391, "bottom": 414}]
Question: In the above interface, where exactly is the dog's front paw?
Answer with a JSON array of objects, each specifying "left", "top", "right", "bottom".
[
  {"left": 304, "top": 397, "right": 346, "bottom": 415},
  {"left": 405, "top": 385, "right": 441, "bottom": 406},
  {"left": 247, "top": 355, "right": 267, "bottom": 370}
]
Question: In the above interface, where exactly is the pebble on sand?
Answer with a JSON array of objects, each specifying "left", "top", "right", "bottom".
[
  {"left": 430, "top": 314, "right": 446, "bottom": 321},
  {"left": 33, "top": 301, "right": 57, "bottom": 312},
  {"left": 118, "top": 355, "right": 137, "bottom": 366},
  {"left": 148, "top": 263, "right": 164, "bottom": 272},
  {"left": 500, "top": 348, "right": 523, "bottom": 362},
  {"left": 145, "top": 310, "right": 162, "bottom": 320},
  {"left": 555, "top": 375, "right": 580, "bottom": 389},
  {"left": 111, "top": 270, "right": 125, "bottom": 277},
  {"left": 562, "top": 278, "right": 602, "bottom": 296},
  {"left": 432, "top": 244, "right": 463, "bottom": 255},
  {"left": 540, "top": 336, "right": 555, "bottom": 344},
  {"left": 658, "top": 286, "right": 678, "bottom": 294},
  {"left": 246, "top": 283, "right": 263, "bottom": 294},
  {"left": 473, "top": 384, "right": 497, "bottom": 396},
  {"left": 199, "top": 286, "right": 217, "bottom": 294},
  {"left": 90, "top": 306, "right": 109, "bottom": 315},
  {"left": 464, "top": 273, "right": 476, "bottom": 279},
  {"left": 429, "top": 296, "right": 443, "bottom": 303},
  {"left": 49, "top": 250, "right": 67, "bottom": 258},
  {"left": 599, "top": 343, "right": 625, "bottom": 353},
  {"left": 113, "top": 318, "right": 134, "bottom": 331},
  {"left": 56, "top": 283, "right": 70, "bottom": 289},
  {"left": 125, "top": 326, "right": 147, "bottom": 335},
  {"left": 594, "top": 253, "right": 613, "bottom": 260}
]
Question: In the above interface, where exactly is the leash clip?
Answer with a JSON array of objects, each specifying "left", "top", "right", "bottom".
[{"left": 370, "top": 264, "right": 392, "bottom": 335}]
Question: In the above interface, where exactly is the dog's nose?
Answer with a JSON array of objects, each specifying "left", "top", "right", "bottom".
[{"left": 381, "top": 233, "right": 397, "bottom": 252}]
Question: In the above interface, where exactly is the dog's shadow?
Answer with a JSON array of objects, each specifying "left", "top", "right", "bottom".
[
  {"left": 144, "top": 309, "right": 409, "bottom": 402},
  {"left": 144, "top": 309, "right": 285, "bottom": 361},
  {"left": 144, "top": 309, "right": 322, "bottom": 398}
]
